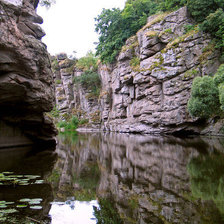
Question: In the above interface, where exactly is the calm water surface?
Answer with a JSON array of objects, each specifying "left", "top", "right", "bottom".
[{"left": 1, "top": 132, "right": 224, "bottom": 223}]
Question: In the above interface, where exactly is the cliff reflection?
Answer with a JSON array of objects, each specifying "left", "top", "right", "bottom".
[{"left": 55, "top": 133, "right": 224, "bottom": 224}]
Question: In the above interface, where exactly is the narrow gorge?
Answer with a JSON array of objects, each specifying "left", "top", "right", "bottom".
[
  {"left": 1, "top": 0, "right": 224, "bottom": 223},
  {"left": 54, "top": 7, "right": 223, "bottom": 136}
]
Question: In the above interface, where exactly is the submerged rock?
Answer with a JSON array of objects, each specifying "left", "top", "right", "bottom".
[{"left": 0, "top": 0, "right": 57, "bottom": 147}]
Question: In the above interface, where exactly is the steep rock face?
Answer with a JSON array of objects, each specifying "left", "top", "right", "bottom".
[
  {"left": 54, "top": 55, "right": 101, "bottom": 129},
  {"left": 99, "top": 7, "right": 221, "bottom": 134},
  {"left": 0, "top": 0, "right": 57, "bottom": 147}
]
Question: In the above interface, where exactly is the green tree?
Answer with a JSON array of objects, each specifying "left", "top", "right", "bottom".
[
  {"left": 187, "top": 0, "right": 224, "bottom": 22},
  {"left": 200, "top": 8, "right": 224, "bottom": 49},
  {"left": 187, "top": 76, "right": 220, "bottom": 118},
  {"left": 95, "top": 0, "right": 161, "bottom": 63},
  {"left": 95, "top": 8, "right": 124, "bottom": 63}
]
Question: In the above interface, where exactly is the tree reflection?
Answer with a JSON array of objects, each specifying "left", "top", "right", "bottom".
[{"left": 188, "top": 153, "right": 224, "bottom": 218}]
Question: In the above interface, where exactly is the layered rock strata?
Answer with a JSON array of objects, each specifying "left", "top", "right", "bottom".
[
  {"left": 0, "top": 0, "right": 57, "bottom": 147},
  {"left": 99, "top": 7, "right": 221, "bottom": 134}
]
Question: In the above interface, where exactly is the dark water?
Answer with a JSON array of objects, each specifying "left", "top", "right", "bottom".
[{"left": 1, "top": 133, "right": 224, "bottom": 223}]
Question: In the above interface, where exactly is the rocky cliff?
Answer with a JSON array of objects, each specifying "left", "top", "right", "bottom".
[
  {"left": 99, "top": 7, "right": 221, "bottom": 134},
  {"left": 54, "top": 54, "right": 101, "bottom": 129},
  {"left": 0, "top": 0, "right": 57, "bottom": 147}
]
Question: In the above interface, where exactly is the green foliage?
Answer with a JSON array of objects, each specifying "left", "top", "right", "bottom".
[
  {"left": 130, "top": 56, "right": 140, "bottom": 68},
  {"left": 76, "top": 51, "right": 98, "bottom": 72},
  {"left": 158, "top": 0, "right": 186, "bottom": 11},
  {"left": 187, "top": 0, "right": 224, "bottom": 23},
  {"left": 73, "top": 71, "right": 101, "bottom": 97},
  {"left": 219, "top": 84, "right": 224, "bottom": 111},
  {"left": 184, "top": 24, "right": 195, "bottom": 33},
  {"left": 57, "top": 116, "right": 79, "bottom": 132},
  {"left": 95, "top": 0, "right": 160, "bottom": 63},
  {"left": 200, "top": 8, "right": 224, "bottom": 49},
  {"left": 95, "top": 8, "right": 124, "bottom": 63},
  {"left": 93, "top": 198, "right": 123, "bottom": 224},
  {"left": 50, "top": 105, "right": 60, "bottom": 118},
  {"left": 214, "top": 64, "right": 224, "bottom": 86},
  {"left": 187, "top": 76, "right": 220, "bottom": 118}
]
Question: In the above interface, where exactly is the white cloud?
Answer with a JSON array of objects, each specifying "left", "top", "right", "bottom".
[{"left": 37, "top": 0, "right": 126, "bottom": 58}]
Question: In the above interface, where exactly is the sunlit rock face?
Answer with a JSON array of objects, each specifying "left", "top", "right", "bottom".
[
  {"left": 97, "top": 133, "right": 223, "bottom": 223},
  {"left": 99, "top": 7, "right": 221, "bottom": 135},
  {"left": 0, "top": 0, "right": 57, "bottom": 147}
]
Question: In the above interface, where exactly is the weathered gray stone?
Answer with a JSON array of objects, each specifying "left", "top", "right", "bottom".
[
  {"left": 0, "top": 0, "right": 57, "bottom": 146},
  {"left": 99, "top": 7, "right": 221, "bottom": 134}
]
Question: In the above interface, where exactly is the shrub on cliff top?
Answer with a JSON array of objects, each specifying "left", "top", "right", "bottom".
[{"left": 76, "top": 51, "right": 98, "bottom": 72}]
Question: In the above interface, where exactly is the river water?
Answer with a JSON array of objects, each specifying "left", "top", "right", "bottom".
[{"left": 0, "top": 132, "right": 224, "bottom": 223}]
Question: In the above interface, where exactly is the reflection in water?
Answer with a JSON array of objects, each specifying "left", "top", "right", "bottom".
[
  {"left": 1, "top": 133, "right": 224, "bottom": 223},
  {"left": 54, "top": 133, "right": 224, "bottom": 224},
  {"left": 49, "top": 200, "right": 98, "bottom": 224},
  {"left": 188, "top": 153, "right": 224, "bottom": 219},
  {"left": 0, "top": 146, "right": 57, "bottom": 223}
]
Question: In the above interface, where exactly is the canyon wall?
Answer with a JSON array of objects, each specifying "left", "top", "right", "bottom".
[
  {"left": 54, "top": 54, "right": 101, "bottom": 129},
  {"left": 0, "top": 0, "right": 57, "bottom": 147},
  {"left": 99, "top": 7, "right": 221, "bottom": 135}
]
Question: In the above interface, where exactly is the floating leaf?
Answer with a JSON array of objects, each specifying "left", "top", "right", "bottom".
[
  {"left": 24, "top": 175, "right": 40, "bottom": 179},
  {"left": 5, "top": 202, "right": 14, "bottom": 205},
  {"left": 19, "top": 199, "right": 31, "bottom": 202},
  {"left": 32, "top": 198, "right": 43, "bottom": 202},
  {"left": 0, "top": 205, "right": 7, "bottom": 208},
  {"left": 30, "top": 206, "right": 42, "bottom": 210},
  {"left": 19, "top": 183, "right": 29, "bottom": 186},
  {"left": 28, "top": 201, "right": 41, "bottom": 205},
  {"left": 16, "top": 205, "right": 27, "bottom": 208},
  {"left": 0, "top": 209, "right": 18, "bottom": 214},
  {"left": 34, "top": 180, "right": 44, "bottom": 184}
]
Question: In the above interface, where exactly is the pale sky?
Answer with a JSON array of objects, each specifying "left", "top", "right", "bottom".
[{"left": 37, "top": 0, "right": 126, "bottom": 58}]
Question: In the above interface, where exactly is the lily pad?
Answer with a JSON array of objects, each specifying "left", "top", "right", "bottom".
[
  {"left": 5, "top": 202, "right": 14, "bottom": 205},
  {"left": 19, "top": 198, "right": 31, "bottom": 202},
  {"left": 16, "top": 205, "right": 27, "bottom": 208},
  {"left": 24, "top": 175, "right": 41, "bottom": 179},
  {"left": 34, "top": 180, "right": 44, "bottom": 184},
  {"left": 0, "top": 209, "right": 18, "bottom": 214},
  {"left": 30, "top": 206, "right": 42, "bottom": 210}
]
